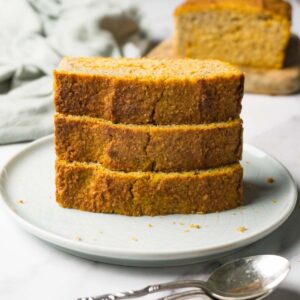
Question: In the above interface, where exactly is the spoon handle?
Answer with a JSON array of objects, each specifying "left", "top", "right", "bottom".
[
  {"left": 158, "top": 290, "right": 206, "bottom": 300},
  {"left": 75, "top": 280, "right": 206, "bottom": 300}
]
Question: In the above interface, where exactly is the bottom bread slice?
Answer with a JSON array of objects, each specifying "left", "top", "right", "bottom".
[{"left": 56, "top": 160, "right": 243, "bottom": 216}]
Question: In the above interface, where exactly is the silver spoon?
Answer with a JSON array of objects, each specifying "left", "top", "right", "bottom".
[{"left": 76, "top": 255, "right": 290, "bottom": 300}]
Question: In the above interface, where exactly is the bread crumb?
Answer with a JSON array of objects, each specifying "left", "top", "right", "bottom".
[
  {"left": 131, "top": 236, "right": 138, "bottom": 242},
  {"left": 17, "top": 200, "right": 25, "bottom": 204},
  {"left": 75, "top": 236, "right": 82, "bottom": 241},
  {"left": 179, "top": 222, "right": 185, "bottom": 226},
  {"left": 173, "top": 221, "right": 177, "bottom": 225},
  {"left": 267, "top": 177, "right": 275, "bottom": 184},
  {"left": 148, "top": 223, "right": 153, "bottom": 228},
  {"left": 190, "top": 224, "right": 201, "bottom": 229},
  {"left": 237, "top": 226, "right": 248, "bottom": 233}
]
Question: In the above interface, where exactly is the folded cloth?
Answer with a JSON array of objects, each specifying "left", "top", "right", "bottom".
[{"left": 0, "top": 0, "right": 149, "bottom": 144}]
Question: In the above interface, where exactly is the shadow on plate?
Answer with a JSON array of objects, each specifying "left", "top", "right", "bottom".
[{"left": 243, "top": 180, "right": 280, "bottom": 206}]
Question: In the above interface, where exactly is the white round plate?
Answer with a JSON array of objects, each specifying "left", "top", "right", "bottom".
[{"left": 0, "top": 135, "right": 297, "bottom": 267}]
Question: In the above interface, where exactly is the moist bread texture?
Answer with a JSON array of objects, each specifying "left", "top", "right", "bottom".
[
  {"left": 56, "top": 160, "right": 243, "bottom": 216},
  {"left": 55, "top": 113, "right": 243, "bottom": 172},
  {"left": 174, "top": 0, "right": 291, "bottom": 69},
  {"left": 54, "top": 57, "right": 244, "bottom": 125}
]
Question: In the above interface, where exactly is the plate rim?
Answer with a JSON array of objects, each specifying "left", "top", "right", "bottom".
[{"left": 0, "top": 135, "right": 298, "bottom": 261}]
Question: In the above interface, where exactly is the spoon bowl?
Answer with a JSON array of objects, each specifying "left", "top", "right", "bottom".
[{"left": 207, "top": 255, "right": 290, "bottom": 300}]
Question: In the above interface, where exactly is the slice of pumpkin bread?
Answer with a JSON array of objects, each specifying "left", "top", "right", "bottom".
[
  {"left": 54, "top": 57, "right": 244, "bottom": 125},
  {"left": 55, "top": 113, "right": 243, "bottom": 172},
  {"left": 174, "top": 0, "right": 291, "bottom": 69},
  {"left": 56, "top": 160, "right": 243, "bottom": 216}
]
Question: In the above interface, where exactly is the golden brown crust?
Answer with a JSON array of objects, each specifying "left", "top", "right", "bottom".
[
  {"left": 54, "top": 57, "right": 244, "bottom": 125},
  {"left": 56, "top": 160, "right": 243, "bottom": 216},
  {"left": 175, "top": 0, "right": 291, "bottom": 20},
  {"left": 55, "top": 113, "right": 243, "bottom": 172},
  {"left": 57, "top": 57, "right": 243, "bottom": 78}
]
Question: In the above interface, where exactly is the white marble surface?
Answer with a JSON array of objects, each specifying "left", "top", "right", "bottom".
[{"left": 0, "top": 1, "right": 300, "bottom": 299}]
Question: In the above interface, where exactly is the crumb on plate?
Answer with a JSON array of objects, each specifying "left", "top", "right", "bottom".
[
  {"left": 190, "top": 224, "right": 201, "bottom": 229},
  {"left": 237, "top": 226, "right": 248, "bottom": 233},
  {"left": 267, "top": 177, "right": 275, "bottom": 184}
]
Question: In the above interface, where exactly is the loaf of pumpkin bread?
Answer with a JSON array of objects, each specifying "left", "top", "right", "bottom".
[
  {"left": 56, "top": 160, "right": 243, "bottom": 216},
  {"left": 54, "top": 57, "right": 244, "bottom": 125},
  {"left": 174, "top": 0, "right": 291, "bottom": 69},
  {"left": 55, "top": 113, "right": 243, "bottom": 172}
]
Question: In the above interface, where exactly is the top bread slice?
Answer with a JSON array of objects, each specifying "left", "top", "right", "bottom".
[
  {"left": 174, "top": 0, "right": 291, "bottom": 69},
  {"left": 54, "top": 57, "right": 244, "bottom": 125}
]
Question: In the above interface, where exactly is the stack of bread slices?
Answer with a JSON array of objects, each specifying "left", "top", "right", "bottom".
[{"left": 54, "top": 57, "right": 244, "bottom": 216}]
